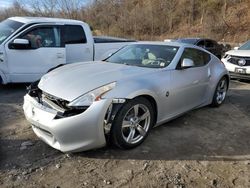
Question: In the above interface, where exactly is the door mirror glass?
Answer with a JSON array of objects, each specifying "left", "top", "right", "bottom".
[
  {"left": 181, "top": 58, "right": 195, "bottom": 69},
  {"left": 9, "top": 38, "right": 31, "bottom": 49}
]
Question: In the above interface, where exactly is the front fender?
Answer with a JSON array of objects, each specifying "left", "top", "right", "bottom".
[{"left": 103, "top": 80, "right": 160, "bottom": 108}]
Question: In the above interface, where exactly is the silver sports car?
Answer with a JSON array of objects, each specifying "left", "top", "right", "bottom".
[{"left": 23, "top": 42, "right": 229, "bottom": 152}]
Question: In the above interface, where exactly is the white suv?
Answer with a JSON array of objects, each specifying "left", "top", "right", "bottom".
[{"left": 222, "top": 40, "right": 250, "bottom": 80}]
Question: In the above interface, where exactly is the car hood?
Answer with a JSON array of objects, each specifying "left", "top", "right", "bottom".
[
  {"left": 226, "top": 50, "right": 250, "bottom": 57},
  {"left": 38, "top": 61, "right": 155, "bottom": 101}
]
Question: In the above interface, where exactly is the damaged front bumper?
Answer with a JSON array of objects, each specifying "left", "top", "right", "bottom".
[{"left": 23, "top": 94, "right": 113, "bottom": 152}]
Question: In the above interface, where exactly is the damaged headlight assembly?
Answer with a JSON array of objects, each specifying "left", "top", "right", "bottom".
[{"left": 68, "top": 82, "right": 116, "bottom": 107}]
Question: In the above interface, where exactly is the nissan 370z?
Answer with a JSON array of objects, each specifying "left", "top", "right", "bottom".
[{"left": 23, "top": 42, "right": 229, "bottom": 152}]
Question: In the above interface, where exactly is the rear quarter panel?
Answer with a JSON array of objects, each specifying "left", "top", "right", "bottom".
[{"left": 207, "top": 55, "right": 229, "bottom": 104}]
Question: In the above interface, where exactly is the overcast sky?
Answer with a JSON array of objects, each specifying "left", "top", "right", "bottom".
[
  {"left": 0, "top": 0, "right": 13, "bottom": 9},
  {"left": 0, "top": 0, "right": 91, "bottom": 9}
]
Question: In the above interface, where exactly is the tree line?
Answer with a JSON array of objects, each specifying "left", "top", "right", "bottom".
[{"left": 0, "top": 0, "right": 249, "bottom": 42}]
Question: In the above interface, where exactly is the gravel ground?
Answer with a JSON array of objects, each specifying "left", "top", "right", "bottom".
[{"left": 0, "top": 80, "right": 250, "bottom": 188}]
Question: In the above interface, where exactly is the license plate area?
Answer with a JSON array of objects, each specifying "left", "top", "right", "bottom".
[{"left": 235, "top": 68, "right": 246, "bottom": 74}]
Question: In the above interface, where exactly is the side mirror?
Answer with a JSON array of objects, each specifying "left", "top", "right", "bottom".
[
  {"left": 234, "top": 46, "right": 239, "bottom": 50},
  {"left": 9, "top": 38, "right": 31, "bottom": 49},
  {"left": 181, "top": 58, "right": 195, "bottom": 69}
]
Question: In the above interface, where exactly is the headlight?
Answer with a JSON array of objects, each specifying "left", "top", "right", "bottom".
[
  {"left": 223, "top": 54, "right": 230, "bottom": 59},
  {"left": 68, "top": 82, "right": 116, "bottom": 107}
]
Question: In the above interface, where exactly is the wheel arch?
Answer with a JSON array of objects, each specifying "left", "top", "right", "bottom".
[
  {"left": 133, "top": 95, "right": 158, "bottom": 125},
  {"left": 223, "top": 74, "right": 230, "bottom": 90}
]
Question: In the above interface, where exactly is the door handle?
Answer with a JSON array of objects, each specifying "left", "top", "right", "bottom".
[{"left": 56, "top": 53, "right": 64, "bottom": 59}]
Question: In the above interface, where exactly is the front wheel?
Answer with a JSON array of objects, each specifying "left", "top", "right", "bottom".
[
  {"left": 211, "top": 77, "right": 228, "bottom": 107},
  {"left": 111, "top": 97, "right": 155, "bottom": 149}
]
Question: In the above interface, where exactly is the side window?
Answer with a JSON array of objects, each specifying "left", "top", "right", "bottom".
[
  {"left": 203, "top": 51, "right": 211, "bottom": 64},
  {"left": 179, "top": 48, "right": 211, "bottom": 68},
  {"left": 21, "top": 26, "right": 60, "bottom": 48},
  {"left": 63, "top": 25, "right": 87, "bottom": 45}
]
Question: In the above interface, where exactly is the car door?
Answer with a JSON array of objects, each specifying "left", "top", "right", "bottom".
[
  {"left": 168, "top": 48, "right": 211, "bottom": 116},
  {"left": 5, "top": 24, "right": 65, "bottom": 83},
  {"left": 62, "top": 25, "right": 93, "bottom": 63}
]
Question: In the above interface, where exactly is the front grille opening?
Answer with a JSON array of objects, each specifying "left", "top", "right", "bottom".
[
  {"left": 55, "top": 107, "right": 89, "bottom": 119},
  {"left": 27, "top": 81, "right": 89, "bottom": 118},
  {"left": 42, "top": 92, "right": 70, "bottom": 112}
]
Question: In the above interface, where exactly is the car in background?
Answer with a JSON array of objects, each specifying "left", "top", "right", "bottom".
[
  {"left": 222, "top": 40, "right": 250, "bottom": 80},
  {"left": 0, "top": 17, "right": 135, "bottom": 84},
  {"left": 23, "top": 42, "right": 229, "bottom": 152},
  {"left": 175, "top": 38, "right": 223, "bottom": 59}
]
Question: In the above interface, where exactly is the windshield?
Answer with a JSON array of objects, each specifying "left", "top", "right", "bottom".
[
  {"left": 106, "top": 44, "right": 179, "bottom": 68},
  {"left": 0, "top": 19, "right": 23, "bottom": 45},
  {"left": 239, "top": 40, "right": 250, "bottom": 50}
]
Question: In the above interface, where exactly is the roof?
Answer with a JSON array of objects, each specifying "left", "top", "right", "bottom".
[
  {"left": 135, "top": 41, "right": 193, "bottom": 47},
  {"left": 8, "top": 17, "right": 85, "bottom": 25},
  {"left": 177, "top": 37, "right": 201, "bottom": 40},
  {"left": 128, "top": 41, "right": 211, "bottom": 53},
  {"left": 94, "top": 36, "right": 136, "bottom": 43}
]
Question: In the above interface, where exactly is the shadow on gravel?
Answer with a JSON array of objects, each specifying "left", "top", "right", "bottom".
[
  {"left": 0, "top": 82, "right": 250, "bottom": 172},
  {"left": 0, "top": 84, "right": 28, "bottom": 104},
  {"left": 78, "top": 87, "right": 250, "bottom": 161},
  {"left": 0, "top": 139, "right": 61, "bottom": 171},
  {"left": 79, "top": 114, "right": 250, "bottom": 162}
]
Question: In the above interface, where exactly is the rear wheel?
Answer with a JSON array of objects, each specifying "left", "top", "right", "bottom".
[
  {"left": 111, "top": 97, "right": 155, "bottom": 149},
  {"left": 211, "top": 77, "right": 228, "bottom": 107}
]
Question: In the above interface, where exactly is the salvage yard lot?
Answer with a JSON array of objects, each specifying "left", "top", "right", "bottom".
[{"left": 0, "top": 80, "right": 250, "bottom": 187}]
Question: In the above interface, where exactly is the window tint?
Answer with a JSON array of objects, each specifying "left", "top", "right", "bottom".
[
  {"left": 179, "top": 48, "right": 211, "bottom": 68},
  {"left": 21, "top": 26, "right": 60, "bottom": 48},
  {"left": 63, "top": 25, "right": 86, "bottom": 45},
  {"left": 205, "top": 40, "right": 215, "bottom": 48},
  {"left": 197, "top": 40, "right": 205, "bottom": 47}
]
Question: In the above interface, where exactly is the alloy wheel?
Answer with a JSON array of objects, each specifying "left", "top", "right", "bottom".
[
  {"left": 121, "top": 104, "right": 151, "bottom": 144},
  {"left": 216, "top": 78, "right": 227, "bottom": 104}
]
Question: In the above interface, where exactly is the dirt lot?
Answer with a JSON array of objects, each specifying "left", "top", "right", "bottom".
[{"left": 0, "top": 80, "right": 250, "bottom": 188}]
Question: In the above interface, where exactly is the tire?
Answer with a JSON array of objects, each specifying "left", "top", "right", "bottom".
[
  {"left": 211, "top": 76, "right": 228, "bottom": 107},
  {"left": 0, "top": 76, "right": 2, "bottom": 85},
  {"left": 111, "top": 97, "right": 155, "bottom": 149}
]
